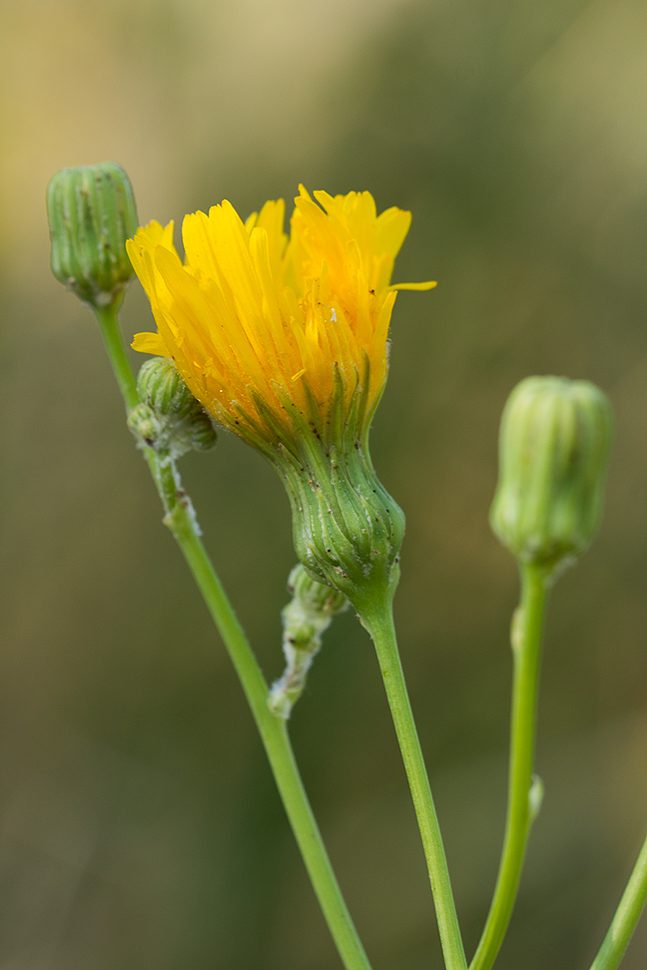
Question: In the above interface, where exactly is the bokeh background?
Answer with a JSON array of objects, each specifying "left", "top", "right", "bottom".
[{"left": 3, "top": 0, "right": 647, "bottom": 967}]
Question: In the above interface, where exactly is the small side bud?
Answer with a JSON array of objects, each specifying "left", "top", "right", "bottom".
[
  {"left": 285, "top": 562, "right": 348, "bottom": 616},
  {"left": 47, "top": 162, "right": 138, "bottom": 309},
  {"left": 127, "top": 402, "right": 162, "bottom": 448},
  {"left": 130, "top": 357, "right": 217, "bottom": 457},
  {"left": 490, "top": 376, "right": 612, "bottom": 576},
  {"left": 269, "top": 564, "right": 348, "bottom": 719}
]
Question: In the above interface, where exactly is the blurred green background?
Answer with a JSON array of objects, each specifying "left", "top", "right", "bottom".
[{"left": 3, "top": 0, "right": 647, "bottom": 967}]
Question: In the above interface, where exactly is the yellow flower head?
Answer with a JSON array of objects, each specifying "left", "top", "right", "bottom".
[{"left": 127, "top": 186, "right": 434, "bottom": 454}]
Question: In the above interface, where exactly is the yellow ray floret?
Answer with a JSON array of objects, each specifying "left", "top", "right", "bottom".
[{"left": 127, "top": 186, "right": 435, "bottom": 443}]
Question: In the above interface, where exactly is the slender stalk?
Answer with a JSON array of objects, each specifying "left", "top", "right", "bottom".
[
  {"left": 362, "top": 600, "right": 467, "bottom": 970},
  {"left": 94, "top": 302, "right": 168, "bottom": 495},
  {"left": 170, "top": 519, "right": 372, "bottom": 970},
  {"left": 589, "top": 831, "right": 647, "bottom": 970},
  {"left": 92, "top": 304, "right": 373, "bottom": 970},
  {"left": 469, "top": 562, "right": 548, "bottom": 970},
  {"left": 95, "top": 301, "right": 139, "bottom": 411}
]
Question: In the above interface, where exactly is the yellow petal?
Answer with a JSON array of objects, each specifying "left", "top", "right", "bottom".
[
  {"left": 132, "top": 331, "right": 169, "bottom": 355},
  {"left": 389, "top": 280, "right": 437, "bottom": 291},
  {"left": 128, "top": 187, "right": 435, "bottom": 445}
]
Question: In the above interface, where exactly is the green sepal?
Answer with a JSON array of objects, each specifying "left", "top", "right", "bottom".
[{"left": 267, "top": 373, "right": 404, "bottom": 614}]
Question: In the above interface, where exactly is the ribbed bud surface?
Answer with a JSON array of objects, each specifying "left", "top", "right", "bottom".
[
  {"left": 286, "top": 563, "right": 348, "bottom": 616},
  {"left": 47, "top": 162, "right": 138, "bottom": 307},
  {"left": 280, "top": 435, "right": 405, "bottom": 613},
  {"left": 248, "top": 370, "right": 406, "bottom": 614},
  {"left": 131, "top": 357, "right": 217, "bottom": 457},
  {"left": 490, "top": 375, "right": 612, "bottom": 573}
]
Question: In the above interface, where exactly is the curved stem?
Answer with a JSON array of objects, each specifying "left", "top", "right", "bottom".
[
  {"left": 469, "top": 563, "right": 548, "bottom": 970},
  {"left": 589, "top": 831, "right": 647, "bottom": 970},
  {"left": 92, "top": 304, "right": 373, "bottom": 970},
  {"left": 361, "top": 600, "right": 467, "bottom": 970}
]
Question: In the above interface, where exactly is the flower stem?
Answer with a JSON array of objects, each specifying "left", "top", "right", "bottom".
[
  {"left": 95, "top": 301, "right": 139, "bottom": 411},
  {"left": 361, "top": 599, "right": 467, "bottom": 970},
  {"left": 169, "top": 520, "right": 372, "bottom": 970},
  {"left": 92, "top": 304, "right": 373, "bottom": 970},
  {"left": 469, "top": 562, "right": 548, "bottom": 970},
  {"left": 589, "top": 830, "right": 647, "bottom": 970}
]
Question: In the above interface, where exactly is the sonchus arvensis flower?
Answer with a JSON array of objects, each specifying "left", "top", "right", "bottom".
[{"left": 127, "top": 186, "right": 434, "bottom": 615}]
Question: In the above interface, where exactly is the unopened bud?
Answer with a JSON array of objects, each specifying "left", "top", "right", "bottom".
[
  {"left": 286, "top": 563, "right": 348, "bottom": 616},
  {"left": 130, "top": 357, "right": 217, "bottom": 457},
  {"left": 127, "top": 402, "right": 162, "bottom": 448},
  {"left": 269, "top": 565, "right": 348, "bottom": 719},
  {"left": 490, "top": 376, "right": 612, "bottom": 575},
  {"left": 47, "top": 162, "right": 138, "bottom": 308}
]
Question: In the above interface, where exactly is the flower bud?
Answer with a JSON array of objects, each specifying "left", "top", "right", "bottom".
[
  {"left": 130, "top": 357, "right": 217, "bottom": 457},
  {"left": 47, "top": 162, "right": 138, "bottom": 308},
  {"left": 126, "top": 402, "right": 162, "bottom": 449},
  {"left": 286, "top": 562, "right": 348, "bottom": 616},
  {"left": 490, "top": 376, "right": 612, "bottom": 574},
  {"left": 269, "top": 564, "right": 348, "bottom": 719}
]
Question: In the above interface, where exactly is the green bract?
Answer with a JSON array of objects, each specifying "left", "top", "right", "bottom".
[
  {"left": 490, "top": 375, "right": 613, "bottom": 575},
  {"left": 47, "top": 162, "right": 138, "bottom": 308},
  {"left": 259, "top": 369, "right": 406, "bottom": 616}
]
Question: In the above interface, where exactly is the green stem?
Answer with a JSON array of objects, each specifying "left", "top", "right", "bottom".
[
  {"left": 94, "top": 302, "right": 166, "bottom": 493},
  {"left": 589, "top": 831, "right": 647, "bottom": 970},
  {"left": 169, "top": 518, "right": 372, "bottom": 970},
  {"left": 469, "top": 562, "right": 548, "bottom": 970},
  {"left": 95, "top": 300, "right": 139, "bottom": 411},
  {"left": 362, "top": 600, "right": 467, "bottom": 970},
  {"left": 92, "top": 304, "right": 373, "bottom": 970}
]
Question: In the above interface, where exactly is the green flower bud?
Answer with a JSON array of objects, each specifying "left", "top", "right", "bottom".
[
  {"left": 126, "top": 402, "right": 162, "bottom": 448},
  {"left": 130, "top": 357, "right": 217, "bottom": 457},
  {"left": 47, "top": 162, "right": 138, "bottom": 308},
  {"left": 269, "top": 564, "right": 349, "bottom": 719},
  {"left": 490, "top": 375, "right": 613, "bottom": 575},
  {"left": 286, "top": 562, "right": 348, "bottom": 616},
  {"left": 137, "top": 356, "right": 197, "bottom": 420}
]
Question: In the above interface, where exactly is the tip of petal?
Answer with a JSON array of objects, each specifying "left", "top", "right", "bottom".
[
  {"left": 132, "top": 220, "right": 174, "bottom": 245},
  {"left": 388, "top": 280, "right": 437, "bottom": 291},
  {"left": 132, "top": 331, "right": 169, "bottom": 355}
]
